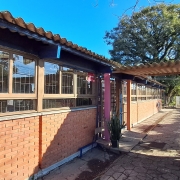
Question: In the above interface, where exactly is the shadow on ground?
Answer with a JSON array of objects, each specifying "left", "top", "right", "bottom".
[{"left": 75, "top": 148, "right": 121, "bottom": 180}]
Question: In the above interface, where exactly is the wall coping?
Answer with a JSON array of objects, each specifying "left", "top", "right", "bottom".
[{"left": 0, "top": 106, "right": 97, "bottom": 122}]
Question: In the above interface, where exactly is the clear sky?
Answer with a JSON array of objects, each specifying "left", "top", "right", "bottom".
[{"left": 0, "top": 0, "right": 179, "bottom": 59}]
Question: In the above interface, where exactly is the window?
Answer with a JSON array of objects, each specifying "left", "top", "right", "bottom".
[
  {"left": 122, "top": 81, "right": 127, "bottom": 95},
  {"left": 137, "top": 84, "right": 146, "bottom": 101},
  {"left": 43, "top": 63, "right": 96, "bottom": 110},
  {"left": 77, "top": 74, "right": 86, "bottom": 94},
  {"left": 0, "top": 49, "right": 37, "bottom": 114},
  {"left": 77, "top": 71, "right": 95, "bottom": 95},
  {"left": 43, "top": 99, "right": 75, "bottom": 109},
  {"left": 0, "top": 51, "right": 9, "bottom": 93},
  {"left": 62, "top": 67, "right": 73, "bottom": 94},
  {"left": 13, "top": 54, "right": 35, "bottom": 93},
  {"left": 76, "top": 98, "right": 95, "bottom": 106},
  {"left": 44, "top": 62, "right": 60, "bottom": 94},
  {"left": 131, "top": 82, "right": 136, "bottom": 95},
  {"left": 131, "top": 82, "right": 137, "bottom": 101},
  {"left": 0, "top": 48, "right": 97, "bottom": 113},
  {"left": 147, "top": 87, "right": 152, "bottom": 100},
  {"left": 0, "top": 99, "right": 36, "bottom": 113}
]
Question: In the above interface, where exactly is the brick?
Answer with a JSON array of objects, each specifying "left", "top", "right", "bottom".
[
  {"left": 1, "top": 126, "right": 13, "bottom": 132},
  {"left": 0, "top": 123, "right": 5, "bottom": 129}
]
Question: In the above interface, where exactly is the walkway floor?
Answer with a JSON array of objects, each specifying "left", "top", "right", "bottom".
[{"left": 38, "top": 109, "right": 180, "bottom": 180}]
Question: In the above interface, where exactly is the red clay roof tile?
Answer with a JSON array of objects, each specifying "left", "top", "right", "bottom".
[{"left": 0, "top": 11, "right": 120, "bottom": 67}]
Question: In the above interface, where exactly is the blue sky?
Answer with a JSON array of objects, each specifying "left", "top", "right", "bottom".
[{"left": 0, "top": 0, "right": 179, "bottom": 59}]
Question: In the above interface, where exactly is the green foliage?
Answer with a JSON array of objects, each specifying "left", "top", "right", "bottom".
[
  {"left": 107, "top": 115, "right": 125, "bottom": 141},
  {"left": 105, "top": 3, "right": 180, "bottom": 105},
  {"left": 105, "top": 4, "right": 180, "bottom": 65},
  {"left": 158, "top": 75, "right": 180, "bottom": 104}
]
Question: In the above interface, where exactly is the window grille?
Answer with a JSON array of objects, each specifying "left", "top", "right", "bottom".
[
  {"left": 0, "top": 99, "right": 35, "bottom": 113},
  {"left": 131, "top": 97, "right": 137, "bottom": 101},
  {"left": 62, "top": 72, "right": 73, "bottom": 94},
  {"left": 0, "top": 51, "right": 9, "bottom": 93},
  {"left": 76, "top": 98, "right": 95, "bottom": 106},
  {"left": 44, "top": 62, "right": 60, "bottom": 94},
  {"left": 122, "top": 81, "right": 127, "bottom": 95},
  {"left": 87, "top": 73, "right": 95, "bottom": 94},
  {"left": 77, "top": 75, "right": 86, "bottom": 94},
  {"left": 77, "top": 71, "right": 95, "bottom": 95},
  {"left": 111, "top": 79, "right": 116, "bottom": 114},
  {"left": 13, "top": 54, "right": 35, "bottom": 93},
  {"left": 131, "top": 82, "right": 136, "bottom": 95},
  {"left": 43, "top": 99, "right": 75, "bottom": 109},
  {"left": 0, "top": 100, "right": 7, "bottom": 113}
]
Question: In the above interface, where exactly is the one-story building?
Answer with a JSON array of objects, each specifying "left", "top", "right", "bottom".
[{"left": 0, "top": 11, "right": 165, "bottom": 180}]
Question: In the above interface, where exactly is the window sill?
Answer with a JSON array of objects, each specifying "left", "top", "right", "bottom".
[{"left": 0, "top": 106, "right": 97, "bottom": 121}]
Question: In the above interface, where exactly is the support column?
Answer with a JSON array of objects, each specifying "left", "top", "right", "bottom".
[
  {"left": 127, "top": 80, "right": 131, "bottom": 130},
  {"left": 37, "top": 60, "right": 44, "bottom": 112},
  {"left": 116, "top": 78, "right": 120, "bottom": 116},
  {"left": 104, "top": 73, "right": 111, "bottom": 141}
]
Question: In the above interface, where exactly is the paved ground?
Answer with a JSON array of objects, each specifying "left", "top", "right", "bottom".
[
  {"left": 38, "top": 109, "right": 180, "bottom": 180},
  {"left": 98, "top": 109, "right": 180, "bottom": 180}
]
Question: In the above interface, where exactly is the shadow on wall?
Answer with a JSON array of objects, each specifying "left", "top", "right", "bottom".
[
  {"left": 29, "top": 108, "right": 96, "bottom": 179},
  {"left": 33, "top": 109, "right": 180, "bottom": 180}
]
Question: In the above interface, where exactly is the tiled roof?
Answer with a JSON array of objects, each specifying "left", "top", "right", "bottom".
[{"left": 0, "top": 11, "right": 121, "bottom": 68}]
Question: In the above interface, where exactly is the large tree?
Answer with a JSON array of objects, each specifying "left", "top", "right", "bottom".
[
  {"left": 105, "top": 4, "right": 180, "bottom": 105},
  {"left": 105, "top": 3, "right": 180, "bottom": 65}
]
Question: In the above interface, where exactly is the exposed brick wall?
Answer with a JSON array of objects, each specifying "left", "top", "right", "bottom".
[
  {"left": 131, "top": 103, "right": 138, "bottom": 125},
  {"left": 123, "top": 99, "right": 162, "bottom": 126},
  {"left": 40, "top": 109, "right": 96, "bottom": 169},
  {"left": 0, "top": 117, "right": 39, "bottom": 180},
  {"left": 0, "top": 108, "right": 96, "bottom": 180}
]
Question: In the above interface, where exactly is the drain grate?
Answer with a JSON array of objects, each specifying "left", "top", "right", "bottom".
[{"left": 140, "top": 141, "right": 166, "bottom": 150}]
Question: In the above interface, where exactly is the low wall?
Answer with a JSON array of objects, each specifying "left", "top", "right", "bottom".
[
  {"left": 123, "top": 99, "right": 161, "bottom": 126},
  {"left": 0, "top": 107, "right": 96, "bottom": 180}
]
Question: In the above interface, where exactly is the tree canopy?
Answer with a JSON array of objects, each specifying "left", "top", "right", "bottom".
[
  {"left": 105, "top": 3, "right": 180, "bottom": 65},
  {"left": 105, "top": 3, "right": 180, "bottom": 105}
]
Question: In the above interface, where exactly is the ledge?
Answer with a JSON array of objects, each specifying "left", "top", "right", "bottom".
[
  {"left": 0, "top": 106, "right": 97, "bottom": 121},
  {"left": 0, "top": 112, "right": 41, "bottom": 122},
  {"left": 41, "top": 106, "right": 97, "bottom": 115}
]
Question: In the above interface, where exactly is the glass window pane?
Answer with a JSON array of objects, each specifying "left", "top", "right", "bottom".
[
  {"left": 76, "top": 98, "right": 96, "bottom": 106},
  {"left": 77, "top": 71, "right": 95, "bottom": 95},
  {"left": 44, "top": 62, "right": 60, "bottom": 94},
  {"left": 131, "top": 82, "right": 136, "bottom": 95},
  {"left": 0, "top": 99, "right": 36, "bottom": 113},
  {"left": 62, "top": 67, "right": 73, "bottom": 94},
  {"left": 43, "top": 99, "right": 74, "bottom": 109},
  {"left": 0, "top": 51, "right": 9, "bottom": 93},
  {"left": 131, "top": 97, "right": 137, "bottom": 101},
  {"left": 122, "top": 81, "right": 127, "bottom": 95},
  {"left": 13, "top": 54, "right": 35, "bottom": 93},
  {"left": 77, "top": 74, "right": 86, "bottom": 94},
  {"left": 87, "top": 73, "right": 95, "bottom": 94}
]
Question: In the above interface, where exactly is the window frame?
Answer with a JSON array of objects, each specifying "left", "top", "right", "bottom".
[
  {"left": 0, "top": 48, "right": 37, "bottom": 99},
  {"left": 42, "top": 61, "right": 97, "bottom": 111},
  {"left": 0, "top": 47, "right": 38, "bottom": 115}
]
